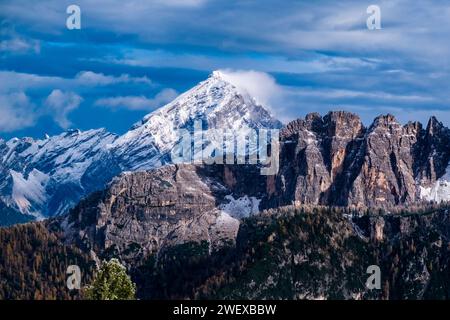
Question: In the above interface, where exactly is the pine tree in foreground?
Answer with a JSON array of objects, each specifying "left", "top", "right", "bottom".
[{"left": 85, "top": 258, "right": 136, "bottom": 300}]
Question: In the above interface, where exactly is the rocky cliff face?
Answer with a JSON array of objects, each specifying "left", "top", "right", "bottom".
[
  {"left": 54, "top": 163, "right": 267, "bottom": 266},
  {"left": 270, "top": 111, "right": 450, "bottom": 208}
]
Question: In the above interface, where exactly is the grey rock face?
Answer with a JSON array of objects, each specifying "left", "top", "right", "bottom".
[
  {"left": 274, "top": 111, "right": 364, "bottom": 206},
  {"left": 415, "top": 116, "right": 450, "bottom": 185},
  {"left": 55, "top": 164, "right": 267, "bottom": 266},
  {"left": 271, "top": 111, "right": 450, "bottom": 208},
  {"left": 348, "top": 114, "right": 417, "bottom": 207}
]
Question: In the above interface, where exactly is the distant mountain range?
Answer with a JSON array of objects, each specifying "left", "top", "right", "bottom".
[{"left": 1, "top": 71, "right": 450, "bottom": 227}]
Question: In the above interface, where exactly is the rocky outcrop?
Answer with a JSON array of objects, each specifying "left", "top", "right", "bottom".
[
  {"left": 348, "top": 114, "right": 417, "bottom": 207},
  {"left": 270, "top": 111, "right": 450, "bottom": 208},
  {"left": 415, "top": 117, "right": 450, "bottom": 185},
  {"left": 273, "top": 111, "right": 365, "bottom": 207},
  {"left": 54, "top": 164, "right": 267, "bottom": 266}
]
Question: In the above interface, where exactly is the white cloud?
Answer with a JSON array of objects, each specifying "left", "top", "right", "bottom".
[
  {"left": 0, "top": 23, "right": 41, "bottom": 54},
  {"left": 156, "top": 0, "right": 207, "bottom": 7},
  {"left": 0, "top": 71, "right": 153, "bottom": 93},
  {"left": 95, "top": 88, "right": 178, "bottom": 111},
  {"left": 2, "top": 0, "right": 450, "bottom": 73},
  {"left": 0, "top": 71, "right": 62, "bottom": 92},
  {"left": 0, "top": 92, "right": 36, "bottom": 132},
  {"left": 75, "top": 71, "right": 152, "bottom": 86},
  {"left": 215, "top": 69, "right": 284, "bottom": 108},
  {"left": 44, "top": 90, "right": 83, "bottom": 129},
  {"left": 285, "top": 87, "right": 436, "bottom": 103},
  {"left": 0, "top": 37, "right": 40, "bottom": 54},
  {"left": 98, "top": 48, "right": 377, "bottom": 74},
  {"left": 0, "top": 70, "right": 170, "bottom": 132}
]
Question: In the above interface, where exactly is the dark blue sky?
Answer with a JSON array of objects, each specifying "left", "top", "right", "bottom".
[{"left": 1, "top": 0, "right": 450, "bottom": 139}]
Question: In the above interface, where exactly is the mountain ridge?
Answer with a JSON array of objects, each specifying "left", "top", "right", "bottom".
[
  {"left": 2, "top": 109, "right": 450, "bottom": 224},
  {"left": 1, "top": 69, "right": 450, "bottom": 225},
  {"left": 273, "top": 111, "right": 450, "bottom": 208}
]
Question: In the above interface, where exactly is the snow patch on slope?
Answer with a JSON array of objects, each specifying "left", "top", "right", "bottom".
[
  {"left": 420, "top": 164, "right": 450, "bottom": 203},
  {"left": 219, "top": 195, "right": 260, "bottom": 219},
  {"left": 10, "top": 169, "right": 49, "bottom": 218}
]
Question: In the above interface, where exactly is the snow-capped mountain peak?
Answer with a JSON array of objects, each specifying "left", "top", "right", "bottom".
[
  {"left": 110, "top": 71, "right": 282, "bottom": 171},
  {"left": 0, "top": 72, "right": 282, "bottom": 221}
]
